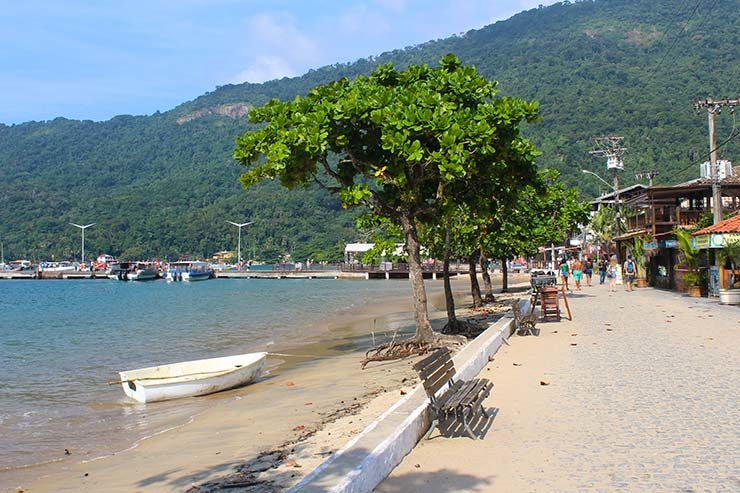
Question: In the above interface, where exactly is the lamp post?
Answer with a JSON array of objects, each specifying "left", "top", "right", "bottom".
[
  {"left": 69, "top": 223, "right": 95, "bottom": 267},
  {"left": 226, "top": 221, "right": 253, "bottom": 267}
]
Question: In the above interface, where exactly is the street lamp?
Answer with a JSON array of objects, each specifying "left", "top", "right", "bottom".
[
  {"left": 69, "top": 223, "right": 95, "bottom": 266},
  {"left": 226, "top": 220, "right": 253, "bottom": 266},
  {"left": 582, "top": 169, "right": 614, "bottom": 190}
]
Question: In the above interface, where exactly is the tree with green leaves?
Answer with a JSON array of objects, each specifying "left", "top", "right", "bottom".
[
  {"left": 482, "top": 169, "right": 589, "bottom": 291},
  {"left": 234, "top": 55, "right": 539, "bottom": 355},
  {"left": 589, "top": 205, "right": 617, "bottom": 254}
]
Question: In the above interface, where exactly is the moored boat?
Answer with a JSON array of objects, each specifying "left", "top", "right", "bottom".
[
  {"left": 127, "top": 262, "right": 160, "bottom": 281},
  {"left": 38, "top": 261, "right": 77, "bottom": 273},
  {"left": 166, "top": 260, "right": 213, "bottom": 281},
  {"left": 118, "top": 352, "right": 267, "bottom": 403}
]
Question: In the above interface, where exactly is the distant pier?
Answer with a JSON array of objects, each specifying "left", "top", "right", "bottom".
[{"left": 0, "top": 264, "right": 469, "bottom": 281}]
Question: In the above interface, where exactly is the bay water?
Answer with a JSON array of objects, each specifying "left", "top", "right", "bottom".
[{"left": 0, "top": 278, "right": 412, "bottom": 472}]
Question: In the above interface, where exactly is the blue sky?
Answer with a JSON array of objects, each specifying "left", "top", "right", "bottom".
[{"left": 0, "top": 0, "right": 556, "bottom": 124}]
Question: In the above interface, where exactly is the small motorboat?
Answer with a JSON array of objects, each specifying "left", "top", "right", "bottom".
[
  {"left": 126, "top": 262, "right": 160, "bottom": 281},
  {"left": 118, "top": 352, "right": 267, "bottom": 403},
  {"left": 165, "top": 261, "right": 213, "bottom": 282}
]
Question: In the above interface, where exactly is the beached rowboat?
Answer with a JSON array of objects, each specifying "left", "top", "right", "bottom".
[{"left": 118, "top": 352, "right": 266, "bottom": 403}]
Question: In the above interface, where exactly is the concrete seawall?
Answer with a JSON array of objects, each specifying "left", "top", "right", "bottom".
[{"left": 290, "top": 299, "right": 528, "bottom": 493}]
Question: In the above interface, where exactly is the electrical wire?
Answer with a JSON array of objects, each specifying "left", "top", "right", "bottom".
[
  {"left": 673, "top": 127, "right": 740, "bottom": 177},
  {"left": 645, "top": 0, "right": 704, "bottom": 84}
]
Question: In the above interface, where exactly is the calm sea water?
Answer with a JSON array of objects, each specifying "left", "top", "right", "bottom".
[{"left": 0, "top": 278, "right": 411, "bottom": 471}]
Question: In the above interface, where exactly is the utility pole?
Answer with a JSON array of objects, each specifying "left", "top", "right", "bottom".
[
  {"left": 635, "top": 170, "right": 659, "bottom": 186},
  {"left": 590, "top": 136, "right": 627, "bottom": 252},
  {"left": 693, "top": 98, "right": 739, "bottom": 225}
]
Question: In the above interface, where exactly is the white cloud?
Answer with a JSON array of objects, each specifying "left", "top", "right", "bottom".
[
  {"left": 231, "top": 55, "right": 293, "bottom": 83},
  {"left": 230, "top": 12, "right": 320, "bottom": 83}
]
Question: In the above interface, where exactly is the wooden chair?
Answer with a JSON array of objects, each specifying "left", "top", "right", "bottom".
[
  {"left": 511, "top": 301, "right": 539, "bottom": 336},
  {"left": 413, "top": 347, "right": 493, "bottom": 440}
]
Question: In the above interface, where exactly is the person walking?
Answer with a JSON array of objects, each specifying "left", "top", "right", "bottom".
[
  {"left": 572, "top": 258, "right": 583, "bottom": 290},
  {"left": 560, "top": 259, "right": 570, "bottom": 291},
  {"left": 623, "top": 255, "right": 636, "bottom": 292},
  {"left": 583, "top": 256, "right": 594, "bottom": 287},
  {"left": 598, "top": 258, "right": 607, "bottom": 284},
  {"left": 607, "top": 259, "right": 618, "bottom": 292}
]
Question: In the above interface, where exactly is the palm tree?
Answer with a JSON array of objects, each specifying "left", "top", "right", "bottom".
[{"left": 589, "top": 205, "right": 617, "bottom": 254}]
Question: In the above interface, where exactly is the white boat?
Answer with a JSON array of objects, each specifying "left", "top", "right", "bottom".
[
  {"left": 127, "top": 263, "right": 160, "bottom": 281},
  {"left": 166, "top": 260, "right": 213, "bottom": 281},
  {"left": 39, "top": 261, "right": 77, "bottom": 273},
  {"left": 111, "top": 261, "right": 160, "bottom": 281},
  {"left": 118, "top": 352, "right": 267, "bottom": 403}
]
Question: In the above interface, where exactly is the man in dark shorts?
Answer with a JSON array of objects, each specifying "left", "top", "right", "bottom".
[
  {"left": 623, "top": 255, "right": 636, "bottom": 292},
  {"left": 583, "top": 256, "right": 594, "bottom": 287}
]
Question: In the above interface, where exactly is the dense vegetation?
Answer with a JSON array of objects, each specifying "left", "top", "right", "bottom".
[{"left": 0, "top": 0, "right": 737, "bottom": 261}]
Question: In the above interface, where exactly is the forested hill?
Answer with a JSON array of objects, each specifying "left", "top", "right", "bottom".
[{"left": 1, "top": 0, "right": 738, "bottom": 261}]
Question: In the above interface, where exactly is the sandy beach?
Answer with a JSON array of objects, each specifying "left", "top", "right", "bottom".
[{"left": 3, "top": 274, "right": 528, "bottom": 492}]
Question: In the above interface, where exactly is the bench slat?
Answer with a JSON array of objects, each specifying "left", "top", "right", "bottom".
[
  {"left": 418, "top": 357, "right": 454, "bottom": 382},
  {"left": 413, "top": 348, "right": 450, "bottom": 372},
  {"left": 421, "top": 365, "right": 456, "bottom": 396},
  {"left": 443, "top": 379, "right": 484, "bottom": 411}
]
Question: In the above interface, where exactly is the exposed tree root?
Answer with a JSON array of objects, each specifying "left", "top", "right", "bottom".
[
  {"left": 441, "top": 318, "right": 486, "bottom": 338},
  {"left": 361, "top": 333, "right": 466, "bottom": 368}
]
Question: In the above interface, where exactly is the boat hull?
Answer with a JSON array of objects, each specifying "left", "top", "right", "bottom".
[
  {"left": 127, "top": 269, "right": 159, "bottom": 281},
  {"left": 119, "top": 352, "right": 266, "bottom": 403},
  {"left": 166, "top": 270, "right": 212, "bottom": 282}
]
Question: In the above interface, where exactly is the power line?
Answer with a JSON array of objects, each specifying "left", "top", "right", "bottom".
[
  {"left": 645, "top": 0, "right": 705, "bottom": 84},
  {"left": 673, "top": 126, "right": 740, "bottom": 177}
]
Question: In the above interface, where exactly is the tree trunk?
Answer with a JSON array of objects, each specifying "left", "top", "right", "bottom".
[
  {"left": 400, "top": 213, "right": 434, "bottom": 341},
  {"left": 443, "top": 221, "right": 457, "bottom": 324},
  {"left": 468, "top": 253, "right": 482, "bottom": 307},
  {"left": 501, "top": 256, "right": 509, "bottom": 293},
  {"left": 480, "top": 249, "right": 494, "bottom": 302}
]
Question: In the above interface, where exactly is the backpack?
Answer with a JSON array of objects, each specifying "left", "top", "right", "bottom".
[{"left": 626, "top": 261, "right": 635, "bottom": 274}]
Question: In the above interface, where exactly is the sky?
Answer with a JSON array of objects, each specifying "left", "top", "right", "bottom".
[{"left": 0, "top": 0, "right": 557, "bottom": 124}]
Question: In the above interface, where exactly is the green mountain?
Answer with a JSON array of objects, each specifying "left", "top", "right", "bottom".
[{"left": 1, "top": 0, "right": 738, "bottom": 261}]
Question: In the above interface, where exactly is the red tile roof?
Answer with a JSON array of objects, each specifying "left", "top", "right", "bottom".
[{"left": 693, "top": 214, "right": 740, "bottom": 235}]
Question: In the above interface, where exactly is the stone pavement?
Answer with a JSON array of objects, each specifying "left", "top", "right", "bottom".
[{"left": 377, "top": 283, "right": 740, "bottom": 492}]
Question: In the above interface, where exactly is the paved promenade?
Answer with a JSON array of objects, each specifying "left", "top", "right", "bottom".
[{"left": 377, "top": 283, "right": 740, "bottom": 492}]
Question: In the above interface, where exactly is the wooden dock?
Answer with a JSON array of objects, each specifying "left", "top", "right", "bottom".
[{"left": 215, "top": 270, "right": 341, "bottom": 280}]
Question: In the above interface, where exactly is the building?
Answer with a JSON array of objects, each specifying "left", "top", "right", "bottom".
[
  {"left": 211, "top": 250, "right": 235, "bottom": 262},
  {"left": 614, "top": 167, "right": 740, "bottom": 289}
]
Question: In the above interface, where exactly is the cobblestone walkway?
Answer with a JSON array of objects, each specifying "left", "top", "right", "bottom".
[{"left": 378, "top": 285, "right": 740, "bottom": 492}]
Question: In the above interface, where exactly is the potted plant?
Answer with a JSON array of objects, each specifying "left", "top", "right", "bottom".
[
  {"left": 718, "top": 240, "right": 740, "bottom": 305},
  {"left": 632, "top": 235, "right": 649, "bottom": 288},
  {"left": 675, "top": 228, "right": 702, "bottom": 297}
]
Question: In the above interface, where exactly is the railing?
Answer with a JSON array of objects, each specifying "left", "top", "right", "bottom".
[
  {"left": 625, "top": 207, "right": 706, "bottom": 232},
  {"left": 676, "top": 209, "right": 703, "bottom": 226}
]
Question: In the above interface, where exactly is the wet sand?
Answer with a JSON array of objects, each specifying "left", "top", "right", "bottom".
[{"left": 3, "top": 274, "right": 528, "bottom": 492}]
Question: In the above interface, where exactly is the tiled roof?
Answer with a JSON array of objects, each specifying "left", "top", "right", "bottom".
[{"left": 693, "top": 214, "right": 740, "bottom": 235}]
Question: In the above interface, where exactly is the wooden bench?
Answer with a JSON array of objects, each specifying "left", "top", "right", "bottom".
[
  {"left": 413, "top": 347, "right": 493, "bottom": 440},
  {"left": 511, "top": 300, "right": 539, "bottom": 336}
]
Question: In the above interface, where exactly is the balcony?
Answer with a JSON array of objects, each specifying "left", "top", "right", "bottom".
[{"left": 625, "top": 207, "right": 707, "bottom": 233}]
